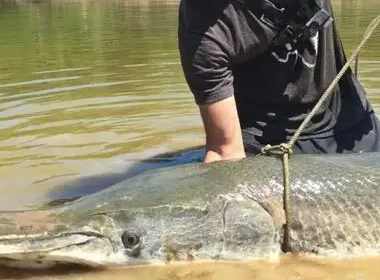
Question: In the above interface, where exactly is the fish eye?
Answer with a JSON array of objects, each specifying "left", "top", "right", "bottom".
[{"left": 121, "top": 229, "right": 141, "bottom": 249}]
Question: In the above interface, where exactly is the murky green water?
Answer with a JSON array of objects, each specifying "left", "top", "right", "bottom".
[
  {"left": 0, "top": 0, "right": 205, "bottom": 210},
  {"left": 0, "top": 1, "right": 379, "bottom": 278},
  {"left": 0, "top": 0, "right": 379, "bottom": 210}
]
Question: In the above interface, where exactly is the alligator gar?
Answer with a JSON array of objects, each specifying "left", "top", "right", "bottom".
[{"left": 0, "top": 152, "right": 380, "bottom": 269}]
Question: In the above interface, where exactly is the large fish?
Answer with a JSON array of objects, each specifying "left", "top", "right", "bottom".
[{"left": 0, "top": 152, "right": 380, "bottom": 269}]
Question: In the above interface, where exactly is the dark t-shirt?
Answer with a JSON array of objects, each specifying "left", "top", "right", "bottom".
[{"left": 178, "top": 0, "right": 380, "bottom": 153}]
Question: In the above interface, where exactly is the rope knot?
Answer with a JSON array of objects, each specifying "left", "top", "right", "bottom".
[{"left": 261, "top": 143, "right": 293, "bottom": 157}]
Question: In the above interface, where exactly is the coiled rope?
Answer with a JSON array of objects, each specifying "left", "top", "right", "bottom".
[{"left": 260, "top": 15, "right": 380, "bottom": 253}]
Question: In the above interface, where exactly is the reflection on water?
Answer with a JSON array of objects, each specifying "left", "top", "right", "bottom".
[{"left": 0, "top": 0, "right": 380, "bottom": 279}]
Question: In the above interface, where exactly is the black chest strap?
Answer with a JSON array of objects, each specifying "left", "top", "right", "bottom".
[{"left": 236, "top": 0, "right": 333, "bottom": 50}]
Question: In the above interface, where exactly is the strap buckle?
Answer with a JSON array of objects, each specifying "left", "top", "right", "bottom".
[
  {"left": 268, "top": 0, "right": 333, "bottom": 50},
  {"left": 300, "top": 8, "right": 333, "bottom": 40}
]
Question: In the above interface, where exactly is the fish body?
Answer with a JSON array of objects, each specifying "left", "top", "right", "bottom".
[{"left": 1, "top": 152, "right": 380, "bottom": 268}]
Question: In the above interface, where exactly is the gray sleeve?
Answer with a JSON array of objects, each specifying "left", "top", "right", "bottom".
[{"left": 178, "top": 30, "right": 234, "bottom": 105}]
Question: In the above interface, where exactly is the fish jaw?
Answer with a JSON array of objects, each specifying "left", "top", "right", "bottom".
[
  {"left": 0, "top": 210, "right": 125, "bottom": 269},
  {"left": 0, "top": 230, "right": 123, "bottom": 269}
]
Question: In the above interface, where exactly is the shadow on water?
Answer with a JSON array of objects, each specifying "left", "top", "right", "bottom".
[{"left": 43, "top": 146, "right": 206, "bottom": 208}]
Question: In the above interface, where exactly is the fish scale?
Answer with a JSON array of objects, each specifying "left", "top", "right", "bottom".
[{"left": 283, "top": 154, "right": 380, "bottom": 255}]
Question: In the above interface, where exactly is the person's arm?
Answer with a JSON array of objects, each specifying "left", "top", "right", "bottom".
[
  {"left": 178, "top": 4, "right": 247, "bottom": 163},
  {"left": 179, "top": 33, "right": 245, "bottom": 163},
  {"left": 178, "top": 33, "right": 246, "bottom": 163},
  {"left": 199, "top": 95, "right": 246, "bottom": 163}
]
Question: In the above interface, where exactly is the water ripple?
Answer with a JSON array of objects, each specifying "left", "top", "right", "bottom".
[
  {"left": 0, "top": 80, "right": 148, "bottom": 102},
  {"left": 33, "top": 67, "right": 92, "bottom": 74},
  {"left": 0, "top": 76, "right": 82, "bottom": 88}
]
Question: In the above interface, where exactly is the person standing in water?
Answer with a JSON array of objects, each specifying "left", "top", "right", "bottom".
[{"left": 178, "top": 0, "right": 380, "bottom": 163}]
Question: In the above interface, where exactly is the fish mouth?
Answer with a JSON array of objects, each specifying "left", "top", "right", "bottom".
[{"left": 0, "top": 231, "right": 120, "bottom": 270}]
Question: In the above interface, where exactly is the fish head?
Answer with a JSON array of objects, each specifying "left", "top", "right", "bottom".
[
  {"left": 0, "top": 199, "right": 279, "bottom": 269},
  {"left": 0, "top": 192, "right": 284, "bottom": 269}
]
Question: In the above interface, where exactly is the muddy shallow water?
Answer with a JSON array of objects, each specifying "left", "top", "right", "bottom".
[{"left": 1, "top": 256, "right": 380, "bottom": 280}]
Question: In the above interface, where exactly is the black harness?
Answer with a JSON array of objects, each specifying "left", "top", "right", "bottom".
[{"left": 238, "top": 0, "right": 333, "bottom": 50}]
